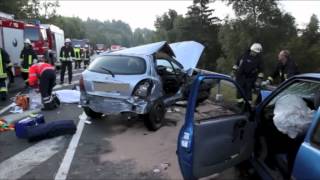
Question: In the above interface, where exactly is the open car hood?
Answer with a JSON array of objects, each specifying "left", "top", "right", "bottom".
[
  {"left": 109, "top": 40, "right": 204, "bottom": 70},
  {"left": 170, "top": 41, "right": 204, "bottom": 70},
  {"left": 109, "top": 41, "right": 175, "bottom": 57}
]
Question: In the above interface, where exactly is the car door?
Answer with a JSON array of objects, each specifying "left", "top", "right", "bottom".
[
  {"left": 177, "top": 74, "right": 255, "bottom": 179},
  {"left": 156, "top": 58, "right": 180, "bottom": 94},
  {"left": 292, "top": 108, "right": 320, "bottom": 179}
]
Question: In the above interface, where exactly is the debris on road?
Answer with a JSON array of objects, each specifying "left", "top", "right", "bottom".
[
  {"left": 0, "top": 119, "right": 14, "bottom": 132},
  {"left": 1, "top": 108, "right": 41, "bottom": 124},
  {"left": 160, "top": 163, "right": 170, "bottom": 170},
  {"left": 85, "top": 120, "right": 92, "bottom": 124},
  {"left": 153, "top": 168, "right": 161, "bottom": 173}
]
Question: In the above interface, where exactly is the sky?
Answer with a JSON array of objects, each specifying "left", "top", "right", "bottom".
[{"left": 55, "top": 0, "right": 320, "bottom": 30}]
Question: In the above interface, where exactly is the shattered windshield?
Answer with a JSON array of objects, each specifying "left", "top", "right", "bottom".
[{"left": 269, "top": 80, "right": 320, "bottom": 105}]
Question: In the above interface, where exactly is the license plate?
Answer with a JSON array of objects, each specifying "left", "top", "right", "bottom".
[{"left": 94, "top": 82, "right": 129, "bottom": 92}]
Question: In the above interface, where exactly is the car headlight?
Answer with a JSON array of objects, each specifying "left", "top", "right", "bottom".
[{"left": 133, "top": 80, "right": 152, "bottom": 98}]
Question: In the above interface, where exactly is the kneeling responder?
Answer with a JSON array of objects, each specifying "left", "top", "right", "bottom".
[
  {"left": 20, "top": 39, "right": 37, "bottom": 86},
  {"left": 28, "top": 59, "right": 56, "bottom": 110},
  {"left": 0, "top": 48, "right": 11, "bottom": 100}
]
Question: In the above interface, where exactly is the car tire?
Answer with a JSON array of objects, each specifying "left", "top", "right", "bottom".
[
  {"left": 83, "top": 107, "right": 102, "bottom": 119},
  {"left": 143, "top": 100, "right": 165, "bottom": 131}
]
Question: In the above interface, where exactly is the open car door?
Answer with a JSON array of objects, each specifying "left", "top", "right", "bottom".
[
  {"left": 292, "top": 108, "right": 320, "bottom": 179},
  {"left": 177, "top": 74, "right": 256, "bottom": 179}
]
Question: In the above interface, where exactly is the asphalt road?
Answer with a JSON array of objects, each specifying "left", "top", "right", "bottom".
[{"left": 0, "top": 67, "right": 250, "bottom": 180}]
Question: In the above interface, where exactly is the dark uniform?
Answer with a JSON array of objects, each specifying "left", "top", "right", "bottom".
[
  {"left": 60, "top": 45, "right": 75, "bottom": 84},
  {"left": 82, "top": 48, "right": 90, "bottom": 69},
  {"left": 235, "top": 49, "right": 263, "bottom": 101},
  {"left": 0, "top": 48, "right": 11, "bottom": 100},
  {"left": 20, "top": 46, "right": 37, "bottom": 85},
  {"left": 74, "top": 47, "right": 82, "bottom": 69},
  {"left": 268, "top": 57, "right": 299, "bottom": 83}
]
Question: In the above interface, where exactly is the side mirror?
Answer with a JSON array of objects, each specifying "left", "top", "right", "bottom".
[{"left": 157, "top": 66, "right": 166, "bottom": 75}]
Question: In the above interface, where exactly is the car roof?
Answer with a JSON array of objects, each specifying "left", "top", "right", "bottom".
[{"left": 296, "top": 73, "right": 320, "bottom": 80}]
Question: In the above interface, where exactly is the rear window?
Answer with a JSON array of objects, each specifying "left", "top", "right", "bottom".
[
  {"left": 88, "top": 55, "right": 146, "bottom": 75},
  {"left": 24, "top": 27, "right": 40, "bottom": 41}
]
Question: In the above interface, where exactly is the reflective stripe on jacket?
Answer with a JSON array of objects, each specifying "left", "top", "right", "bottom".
[
  {"left": 28, "top": 63, "right": 54, "bottom": 87},
  {"left": 0, "top": 52, "right": 7, "bottom": 78}
]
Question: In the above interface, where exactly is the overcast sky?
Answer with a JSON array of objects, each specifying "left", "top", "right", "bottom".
[{"left": 56, "top": 0, "right": 320, "bottom": 30}]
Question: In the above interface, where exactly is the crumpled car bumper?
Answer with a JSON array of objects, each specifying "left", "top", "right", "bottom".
[{"left": 80, "top": 93, "right": 151, "bottom": 115}]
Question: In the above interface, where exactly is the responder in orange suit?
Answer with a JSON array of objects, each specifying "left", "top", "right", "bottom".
[{"left": 28, "top": 59, "right": 56, "bottom": 110}]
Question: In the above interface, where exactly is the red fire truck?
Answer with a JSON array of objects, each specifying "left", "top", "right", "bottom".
[{"left": 24, "top": 22, "right": 64, "bottom": 65}]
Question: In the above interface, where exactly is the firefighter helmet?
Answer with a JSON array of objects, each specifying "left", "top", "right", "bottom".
[
  {"left": 250, "top": 43, "right": 263, "bottom": 53},
  {"left": 24, "top": 38, "right": 31, "bottom": 45},
  {"left": 65, "top": 38, "right": 71, "bottom": 43}
]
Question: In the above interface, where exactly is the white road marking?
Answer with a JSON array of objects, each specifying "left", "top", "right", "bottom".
[
  {"left": 0, "top": 103, "right": 15, "bottom": 115},
  {"left": 54, "top": 112, "right": 87, "bottom": 180},
  {"left": 0, "top": 137, "right": 64, "bottom": 180}
]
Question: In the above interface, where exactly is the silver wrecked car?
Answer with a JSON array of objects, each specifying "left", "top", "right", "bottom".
[{"left": 79, "top": 41, "right": 204, "bottom": 130}]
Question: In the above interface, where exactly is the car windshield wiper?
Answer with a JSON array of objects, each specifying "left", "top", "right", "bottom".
[{"left": 100, "top": 67, "right": 115, "bottom": 77}]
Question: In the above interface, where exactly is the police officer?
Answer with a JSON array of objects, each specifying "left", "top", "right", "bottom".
[
  {"left": 82, "top": 44, "right": 90, "bottom": 69},
  {"left": 20, "top": 39, "right": 37, "bottom": 86},
  {"left": 233, "top": 43, "right": 264, "bottom": 103},
  {"left": 59, "top": 38, "right": 75, "bottom": 85},
  {"left": 28, "top": 58, "right": 56, "bottom": 110},
  {"left": 0, "top": 48, "right": 11, "bottom": 100},
  {"left": 266, "top": 50, "right": 299, "bottom": 84},
  {"left": 74, "top": 44, "right": 82, "bottom": 69}
]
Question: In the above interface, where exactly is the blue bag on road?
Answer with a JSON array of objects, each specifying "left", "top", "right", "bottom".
[
  {"left": 26, "top": 120, "right": 77, "bottom": 142},
  {"left": 15, "top": 114, "right": 45, "bottom": 139}
]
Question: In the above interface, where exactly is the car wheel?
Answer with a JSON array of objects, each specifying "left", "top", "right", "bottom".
[
  {"left": 83, "top": 107, "right": 102, "bottom": 119},
  {"left": 143, "top": 100, "right": 165, "bottom": 131}
]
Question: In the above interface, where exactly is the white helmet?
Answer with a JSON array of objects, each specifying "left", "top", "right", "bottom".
[
  {"left": 65, "top": 38, "right": 71, "bottom": 43},
  {"left": 250, "top": 43, "right": 263, "bottom": 53},
  {"left": 24, "top": 38, "right": 31, "bottom": 45}
]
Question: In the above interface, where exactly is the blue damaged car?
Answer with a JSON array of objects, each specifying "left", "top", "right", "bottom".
[{"left": 177, "top": 73, "right": 320, "bottom": 180}]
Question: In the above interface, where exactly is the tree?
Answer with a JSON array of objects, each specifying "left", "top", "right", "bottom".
[{"left": 217, "top": 0, "right": 297, "bottom": 75}]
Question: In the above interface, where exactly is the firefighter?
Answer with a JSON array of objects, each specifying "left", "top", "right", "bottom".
[
  {"left": 233, "top": 43, "right": 264, "bottom": 103},
  {"left": 20, "top": 39, "right": 37, "bottom": 86},
  {"left": 83, "top": 44, "right": 90, "bottom": 69},
  {"left": 59, "top": 38, "right": 75, "bottom": 85},
  {"left": 0, "top": 48, "right": 11, "bottom": 100},
  {"left": 265, "top": 50, "right": 299, "bottom": 85},
  {"left": 28, "top": 58, "right": 56, "bottom": 110},
  {"left": 74, "top": 44, "right": 82, "bottom": 69}
]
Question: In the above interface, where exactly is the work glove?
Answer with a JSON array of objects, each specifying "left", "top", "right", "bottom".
[{"left": 261, "top": 80, "right": 271, "bottom": 87}]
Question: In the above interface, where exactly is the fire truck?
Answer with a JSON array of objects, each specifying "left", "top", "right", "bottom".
[
  {"left": 24, "top": 22, "right": 64, "bottom": 66},
  {"left": 0, "top": 12, "right": 24, "bottom": 74}
]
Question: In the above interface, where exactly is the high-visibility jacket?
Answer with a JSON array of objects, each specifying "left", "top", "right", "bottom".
[
  {"left": 28, "top": 63, "right": 54, "bottom": 87},
  {"left": 0, "top": 48, "right": 10, "bottom": 79},
  {"left": 20, "top": 46, "right": 37, "bottom": 73},
  {"left": 74, "top": 48, "right": 81, "bottom": 61},
  {"left": 60, "top": 46, "right": 75, "bottom": 61}
]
